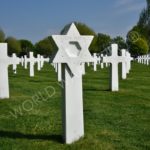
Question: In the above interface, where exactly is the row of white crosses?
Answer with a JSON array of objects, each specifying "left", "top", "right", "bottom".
[
  {"left": 92, "top": 53, "right": 103, "bottom": 71},
  {"left": 0, "top": 43, "right": 50, "bottom": 99},
  {"left": 137, "top": 54, "right": 150, "bottom": 65},
  {"left": 13, "top": 53, "right": 48, "bottom": 76},
  {"left": 103, "top": 44, "right": 133, "bottom": 91},
  {"left": 92, "top": 53, "right": 110, "bottom": 71},
  {"left": 24, "top": 52, "right": 49, "bottom": 76},
  {"left": 11, "top": 53, "right": 20, "bottom": 74}
]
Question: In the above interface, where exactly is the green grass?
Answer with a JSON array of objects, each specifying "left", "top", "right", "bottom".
[{"left": 0, "top": 62, "right": 150, "bottom": 150}]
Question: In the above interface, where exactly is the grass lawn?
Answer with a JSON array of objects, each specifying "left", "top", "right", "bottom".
[{"left": 0, "top": 62, "right": 150, "bottom": 150}]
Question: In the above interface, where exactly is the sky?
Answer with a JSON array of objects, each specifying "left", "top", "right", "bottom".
[{"left": 0, "top": 0, "right": 146, "bottom": 44}]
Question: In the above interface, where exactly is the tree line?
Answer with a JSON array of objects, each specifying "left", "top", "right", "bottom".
[
  {"left": 0, "top": 30, "right": 56, "bottom": 57},
  {"left": 0, "top": 0, "right": 149, "bottom": 57},
  {"left": 0, "top": 24, "right": 127, "bottom": 57}
]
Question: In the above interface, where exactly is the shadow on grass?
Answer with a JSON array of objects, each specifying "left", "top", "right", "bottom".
[
  {"left": 84, "top": 88, "right": 110, "bottom": 92},
  {"left": 0, "top": 130, "right": 62, "bottom": 143}
]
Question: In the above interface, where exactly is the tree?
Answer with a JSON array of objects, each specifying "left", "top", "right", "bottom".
[
  {"left": 0, "top": 29, "right": 5, "bottom": 42},
  {"left": 128, "top": 37, "right": 149, "bottom": 56},
  {"left": 147, "top": 0, "right": 150, "bottom": 24},
  {"left": 112, "top": 36, "right": 127, "bottom": 51},
  {"left": 148, "top": 0, "right": 150, "bottom": 25},
  {"left": 137, "top": 0, "right": 150, "bottom": 51},
  {"left": 138, "top": 0, "right": 150, "bottom": 26},
  {"left": 5, "top": 37, "right": 21, "bottom": 56},
  {"left": 19, "top": 39, "right": 34, "bottom": 56},
  {"left": 96, "top": 33, "right": 112, "bottom": 52},
  {"left": 138, "top": 9, "right": 148, "bottom": 27},
  {"left": 34, "top": 36, "right": 57, "bottom": 57},
  {"left": 61, "top": 22, "right": 98, "bottom": 53},
  {"left": 61, "top": 22, "right": 96, "bottom": 36}
]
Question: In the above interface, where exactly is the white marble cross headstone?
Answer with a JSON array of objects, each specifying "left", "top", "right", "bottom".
[
  {"left": 87, "top": 62, "right": 90, "bottom": 66},
  {"left": 52, "top": 23, "right": 93, "bottom": 144},
  {"left": 40, "top": 56, "right": 44, "bottom": 68},
  {"left": 0, "top": 43, "right": 19, "bottom": 99},
  {"left": 146, "top": 55, "right": 149, "bottom": 65},
  {"left": 104, "top": 54, "right": 109, "bottom": 67},
  {"left": 37, "top": 54, "right": 41, "bottom": 71},
  {"left": 144, "top": 55, "right": 147, "bottom": 65},
  {"left": 100, "top": 54, "right": 104, "bottom": 69},
  {"left": 20, "top": 56, "right": 24, "bottom": 66},
  {"left": 93, "top": 53, "right": 99, "bottom": 71},
  {"left": 121, "top": 49, "right": 127, "bottom": 79},
  {"left": 126, "top": 51, "right": 133, "bottom": 74},
  {"left": 28, "top": 52, "right": 36, "bottom": 77},
  {"left": 11, "top": 53, "right": 20, "bottom": 74},
  {"left": 24, "top": 55, "right": 28, "bottom": 69},
  {"left": 0, "top": 43, "right": 9, "bottom": 98},
  {"left": 141, "top": 56, "right": 143, "bottom": 64},
  {"left": 137, "top": 56, "right": 141, "bottom": 63},
  {"left": 103, "top": 44, "right": 126, "bottom": 91},
  {"left": 142, "top": 56, "right": 144, "bottom": 64},
  {"left": 38, "top": 55, "right": 49, "bottom": 69}
]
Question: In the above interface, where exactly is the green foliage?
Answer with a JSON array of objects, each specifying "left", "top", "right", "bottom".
[
  {"left": 5, "top": 37, "right": 21, "bottom": 56},
  {"left": 34, "top": 36, "right": 57, "bottom": 57},
  {"left": 137, "top": 0, "right": 150, "bottom": 52},
  {"left": 112, "top": 36, "right": 127, "bottom": 50},
  {"left": 61, "top": 22, "right": 96, "bottom": 36},
  {"left": 94, "top": 33, "right": 111, "bottom": 53},
  {"left": 147, "top": 0, "right": 150, "bottom": 17},
  {"left": 74, "top": 22, "right": 96, "bottom": 36},
  {"left": 19, "top": 39, "right": 34, "bottom": 56},
  {"left": 75, "top": 22, "right": 99, "bottom": 53},
  {"left": 138, "top": 8, "right": 148, "bottom": 27},
  {"left": 138, "top": 0, "right": 150, "bottom": 27},
  {"left": 128, "top": 37, "right": 149, "bottom": 56},
  {"left": 89, "top": 36, "right": 99, "bottom": 53},
  {"left": 61, "top": 22, "right": 98, "bottom": 53},
  {"left": 0, "top": 29, "right": 5, "bottom": 42},
  {"left": 132, "top": 26, "right": 150, "bottom": 52},
  {"left": 61, "top": 22, "right": 115, "bottom": 53}
]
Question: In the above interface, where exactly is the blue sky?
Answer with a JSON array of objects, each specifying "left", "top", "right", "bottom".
[{"left": 0, "top": 0, "right": 146, "bottom": 43}]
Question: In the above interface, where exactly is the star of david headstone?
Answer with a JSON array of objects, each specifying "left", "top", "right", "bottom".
[
  {"left": 51, "top": 23, "right": 93, "bottom": 144},
  {"left": 52, "top": 23, "right": 93, "bottom": 76}
]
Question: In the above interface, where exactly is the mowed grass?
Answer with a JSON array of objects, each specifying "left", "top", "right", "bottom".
[{"left": 0, "top": 62, "right": 150, "bottom": 150}]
